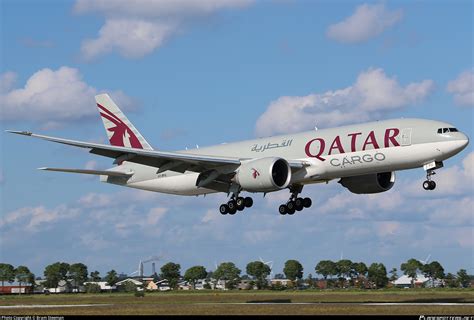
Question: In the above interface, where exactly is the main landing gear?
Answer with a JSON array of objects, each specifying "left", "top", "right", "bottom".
[
  {"left": 278, "top": 185, "right": 312, "bottom": 215},
  {"left": 422, "top": 170, "right": 437, "bottom": 191},
  {"left": 219, "top": 196, "right": 253, "bottom": 215}
]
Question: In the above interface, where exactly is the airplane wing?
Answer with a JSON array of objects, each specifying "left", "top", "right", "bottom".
[
  {"left": 38, "top": 167, "right": 133, "bottom": 177},
  {"left": 7, "top": 131, "right": 308, "bottom": 175},
  {"left": 7, "top": 130, "right": 242, "bottom": 173}
]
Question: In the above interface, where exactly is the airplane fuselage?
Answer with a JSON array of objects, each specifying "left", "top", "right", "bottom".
[{"left": 118, "top": 118, "right": 469, "bottom": 195}]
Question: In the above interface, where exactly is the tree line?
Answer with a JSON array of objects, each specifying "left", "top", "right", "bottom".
[{"left": 0, "top": 258, "right": 471, "bottom": 293}]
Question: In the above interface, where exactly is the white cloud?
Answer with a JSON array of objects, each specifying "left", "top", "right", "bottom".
[
  {"left": 0, "top": 71, "right": 17, "bottom": 93},
  {"left": 447, "top": 69, "right": 474, "bottom": 106},
  {"left": 81, "top": 19, "right": 177, "bottom": 60},
  {"left": 0, "top": 205, "right": 79, "bottom": 232},
  {"left": 74, "top": 0, "right": 253, "bottom": 60},
  {"left": 145, "top": 207, "right": 168, "bottom": 226},
  {"left": 327, "top": 3, "right": 403, "bottom": 44},
  {"left": 256, "top": 68, "right": 434, "bottom": 136},
  {"left": 0, "top": 67, "right": 134, "bottom": 124}
]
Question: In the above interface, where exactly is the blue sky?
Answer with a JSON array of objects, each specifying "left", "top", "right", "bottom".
[{"left": 1, "top": 0, "right": 473, "bottom": 279}]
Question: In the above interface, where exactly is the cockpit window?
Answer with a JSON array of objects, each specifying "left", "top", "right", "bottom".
[{"left": 438, "top": 128, "right": 459, "bottom": 134}]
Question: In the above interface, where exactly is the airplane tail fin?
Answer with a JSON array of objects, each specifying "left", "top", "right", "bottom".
[{"left": 95, "top": 93, "right": 153, "bottom": 150}]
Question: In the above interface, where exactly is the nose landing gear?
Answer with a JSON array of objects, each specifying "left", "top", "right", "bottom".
[
  {"left": 423, "top": 170, "right": 437, "bottom": 191},
  {"left": 422, "top": 161, "right": 443, "bottom": 191}
]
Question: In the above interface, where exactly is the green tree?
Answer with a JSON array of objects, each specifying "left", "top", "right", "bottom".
[
  {"left": 214, "top": 262, "right": 241, "bottom": 290},
  {"left": 421, "top": 261, "right": 445, "bottom": 287},
  {"left": 283, "top": 260, "right": 303, "bottom": 286},
  {"left": 367, "top": 263, "right": 388, "bottom": 289},
  {"left": 353, "top": 262, "right": 368, "bottom": 278},
  {"left": 184, "top": 266, "right": 207, "bottom": 289},
  {"left": 90, "top": 270, "right": 101, "bottom": 282},
  {"left": 160, "top": 262, "right": 181, "bottom": 289},
  {"left": 246, "top": 261, "right": 271, "bottom": 289},
  {"left": 389, "top": 268, "right": 398, "bottom": 282},
  {"left": 444, "top": 273, "right": 457, "bottom": 288},
  {"left": 457, "top": 269, "right": 470, "bottom": 288},
  {"left": 315, "top": 260, "right": 337, "bottom": 280},
  {"left": 336, "top": 259, "right": 353, "bottom": 287},
  {"left": 105, "top": 270, "right": 118, "bottom": 292},
  {"left": 44, "top": 262, "right": 70, "bottom": 289},
  {"left": 69, "top": 263, "right": 88, "bottom": 290},
  {"left": 336, "top": 259, "right": 353, "bottom": 279},
  {"left": 15, "top": 266, "right": 34, "bottom": 293},
  {"left": 400, "top": 259, "right": 422, "bottom": 288},
  {"left": 0, "top": 263, "right": 15, "bottom": 288},
  {"left": 122, "top": 281, "right": 137, "bottom": 292}
]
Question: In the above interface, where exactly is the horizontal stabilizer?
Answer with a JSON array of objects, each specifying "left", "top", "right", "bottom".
[{"left": 38, "top": 167, "right": 133, "bottom": 177}]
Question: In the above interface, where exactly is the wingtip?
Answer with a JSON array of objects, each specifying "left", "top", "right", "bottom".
[
  {"left": 38, "top": 167, "right": 48, "bottom": 170},
  {"left": 5, "top": 130, "right": 33, "bottom": 136}
]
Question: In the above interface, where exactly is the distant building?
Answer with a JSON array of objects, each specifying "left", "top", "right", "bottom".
[
  {"left": 392, "top": 274, "right": 429, "bottom": 288},
  {"left": 47, "top": 280, "right": 70, "bottom": 293},
  {"left": 83, "top": 281, "right": 116, "bottom": 291},
  {"left": 178, "top": 281, "right": 191, "bottom": 290},
  {"left": 0, "top": 282, "right": 33, "bottom": 294},
  {"left": 270, "top": 279, "right": 293, "bottom": 287},
  {"left": 156, "top": 279, "right": 171, "bottom": 291}
]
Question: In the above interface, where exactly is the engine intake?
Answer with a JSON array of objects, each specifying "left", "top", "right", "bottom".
[
  {"left": 339, "top": 172, "right": 395, "bottom": 194},
  {"left": 235, "top": 157, "right": 291, "bottom": 192}
]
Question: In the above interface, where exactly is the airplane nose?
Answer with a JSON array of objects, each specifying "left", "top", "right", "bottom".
[{"left": 457, "top": 132, "right": 469, "bottom": 151}]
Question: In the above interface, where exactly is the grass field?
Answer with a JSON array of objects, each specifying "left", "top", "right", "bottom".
[{"left": 1, "top": 289, "right": 473, "bottom": 315}]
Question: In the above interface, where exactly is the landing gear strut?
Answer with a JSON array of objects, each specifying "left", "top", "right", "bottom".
[
  {"left": 422, "top": 170, "right": 436, "bottom": 191},
  {"left": 279, "top": 185, "right": 312, "bottom": 215},
  {"left": 422, "top": 161, "right": 443, "bottom": 191}
]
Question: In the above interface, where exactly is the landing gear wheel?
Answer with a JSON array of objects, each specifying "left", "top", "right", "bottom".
[
  {"left": 279, "top": 205, "right": 287, "bottom": 215},
  {"left": 303, "top": 197, "right": 312, "bottom": 208},
  {"left": 228, "top": 200, "right": 237, "bottom": 213},
  {"left": 219, "top": 204, "right": 228, "bottom": 215},
  {"left": 429, "top": 180, "right": 436, "bottom": 190},
  {"left": 295, "top": 198, "right": 304, "bottom": 211},
  {"left": 287, "top": 206, "right": 296, "bottom": 215},
  {"left": 287, "top": 200, "right": 296, "bottom": 212},
  {"left": 423, "top": 180, "right": 431, "bottom": 190},
  {"left": 236, "top": 197, "right": 245, "bottom": 211},
  {"left": 244, "top": 197, "right": 253, "bottom": 208}
]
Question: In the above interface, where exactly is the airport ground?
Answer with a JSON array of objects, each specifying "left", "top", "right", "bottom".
[{"left": 1, "top": 289, "right": 473, "bottom": 315}]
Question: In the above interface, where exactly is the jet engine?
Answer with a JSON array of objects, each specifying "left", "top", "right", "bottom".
[
  {"left": 339, "top": 172, "right": 395, "bottom": 194},
  {"left": 234, "top": 157, "right": 291, "bottom": 192}
]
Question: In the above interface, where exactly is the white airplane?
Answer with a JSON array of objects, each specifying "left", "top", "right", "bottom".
[{"left": 7, "top": 94, "right": 469, "bottom": 215}]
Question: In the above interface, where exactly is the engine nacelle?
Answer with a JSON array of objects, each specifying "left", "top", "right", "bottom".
[
  {"left": 339, "top": 172, "right": 395, "bottom": 194},
  {"left": 235, "top": 157, "right": 291, "bottom": 192}
]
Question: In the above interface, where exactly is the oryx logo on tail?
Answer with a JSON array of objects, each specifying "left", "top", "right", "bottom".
[
  {"left": 97, "top": 103, "right": 143, "bottom": 149},
  {"left": 95, "top": 93, "right": 153, "bottom": 151}
]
